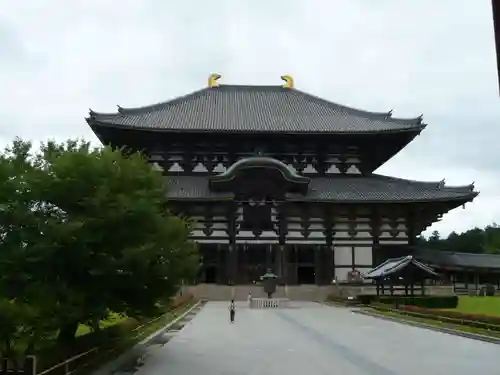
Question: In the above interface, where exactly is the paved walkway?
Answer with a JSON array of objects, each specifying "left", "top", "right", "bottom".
[{"left": 132, "top": 301, "right": 500, "bottom": 375}]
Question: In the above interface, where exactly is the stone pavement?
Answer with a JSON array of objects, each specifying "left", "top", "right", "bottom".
[{"left": 130, "top": 301, "right": 500, "bottom": 375}]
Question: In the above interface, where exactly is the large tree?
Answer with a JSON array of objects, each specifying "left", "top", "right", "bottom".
[
  {"left": 0, "top": 138, "right": 197, "bottom": 348},
  {"left": 419, "top": 224, "right": 500, "bottom": 254}
]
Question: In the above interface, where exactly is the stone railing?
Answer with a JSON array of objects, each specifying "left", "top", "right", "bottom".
[{"left": 250, "top": 298, "right": 290, "bottom": 309}]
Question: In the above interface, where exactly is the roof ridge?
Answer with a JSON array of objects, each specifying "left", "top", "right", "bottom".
[
  {"left": 418, "top": 249, "right": 496, "bottom": 257},
  {"left": 371, "top": 174, "right": 477, "bottom": 191},
  {"left": 89, "top": 87, "right": 212, "bottom": 117},
  {"left": 88, "top": 84, "right": 426, "bottom": 128},
  {"left": 291, "top": 88, "right": 425, "bottom": 125}
]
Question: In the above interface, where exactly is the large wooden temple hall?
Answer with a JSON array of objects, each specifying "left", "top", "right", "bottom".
[{"left": 86, "top": 74, "right": 478, "bottom": 286}]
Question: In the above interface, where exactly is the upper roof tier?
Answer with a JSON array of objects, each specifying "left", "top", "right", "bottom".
[{"left": 87, "top": 75, "right": 426, "bottom": 135}]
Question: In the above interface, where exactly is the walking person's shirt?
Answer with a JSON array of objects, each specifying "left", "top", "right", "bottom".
[{"left": 229, "top": 301, "right": 235, "bottom": 311}]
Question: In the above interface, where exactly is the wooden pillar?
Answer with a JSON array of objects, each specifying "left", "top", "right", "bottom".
[
  {"left": 275, "top": 244, "right": 283, "bottom": 278},
  {"left": 282, "top": 245, "right": 289, "bottom": 284},
  {"left": 226, "top": 244, "right": 238, "bottom": 285},
  {"left": 314, "top": 245, "right": 322, "bottom": 285},
  {"left": 226, "top": 202, "right": 237, "bottom": 285},
  {"left": 266, "top": 244, "right": 272, "bottom": 270},
  {"left": 217, "top": 244, "right": 227, "bottom": 284},
  {"left": 323, "top": 205, "right": 335, "bottom": 283},
  {"left": 277, "top": 202, "right": 287, "bottom": 283},
  {"left": 370, "top": 207, "right": 381, "bottom": 266},
  {"left": 407, "top": 205, "right": 417, "bottom": 246},
  {"left": 323, "top": 246, "right": 333, "bottom": 285},
  {"left": 241, "top": 244, "right": 248, "bottom": 284}
]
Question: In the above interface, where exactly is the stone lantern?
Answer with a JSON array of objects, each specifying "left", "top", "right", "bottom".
[{"left": 261, "top": 269, "right": 278, "bottom": 299}]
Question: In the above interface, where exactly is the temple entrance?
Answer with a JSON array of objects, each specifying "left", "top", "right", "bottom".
[
  {"left": 297, "top": 266, "right": 315, "bottom": 284},
  {"left": 246, "top": 244, "right": 268, "bottom": 283},
  {"left": 204, "top": 266, "right": 217, "bottom": 284}
]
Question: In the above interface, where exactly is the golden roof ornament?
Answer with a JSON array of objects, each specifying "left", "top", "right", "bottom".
[
  {"left": 208, "top": 73, "right": 222, "bottom": 87},
  {"left": 281, "top": 75, "right": 294, "bottom": 88}
]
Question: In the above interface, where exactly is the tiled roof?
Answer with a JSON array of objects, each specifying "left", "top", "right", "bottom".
[
  {"left": 87, "top": 85, "right": 426, "bottom": 134},
  {"left": 365, "top": 255, "right": 439, "bottom": 279},
  {"left": 164, "top": 174, "right": 478, "bottom": 203},
  {"left": 415, "top": 249, "right": 500, "bottom": 270}
]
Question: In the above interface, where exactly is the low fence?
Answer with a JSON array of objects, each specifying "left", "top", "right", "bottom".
[
  {"left": 0, "top": 356, "right": 36, "bottom": 375},
  {"left": 250, "top": 298, "right": 289, "bottom": 309},
  {"left": 5, "top": 298, "right": 198, "bottom": 375}
]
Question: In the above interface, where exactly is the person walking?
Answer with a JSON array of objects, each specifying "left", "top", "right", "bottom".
[
  {"left": 229, "top": 299, "right": 236, "bottom": 323},
  {"left": 247, "top": 292, "right": 253, "bottom": 308}
]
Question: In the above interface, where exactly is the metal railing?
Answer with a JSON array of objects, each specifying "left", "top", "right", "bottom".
[
  {"left": 37, "top": 300, "right": 199, "bottom": 375},
  {"left": 250, "top": 298, "right": 289, "bottom": 309}
]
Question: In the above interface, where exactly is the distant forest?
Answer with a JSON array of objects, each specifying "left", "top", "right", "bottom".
[{"left": 417, "top": 224, "right": 500, "bottom": 254}]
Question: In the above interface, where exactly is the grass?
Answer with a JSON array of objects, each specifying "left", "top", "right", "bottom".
[
  {"left": 442, "top": 296, "right": 500, "bottom": 317},
  {"left": 75, "top": 312, "right": 129, "bottom": 337}
]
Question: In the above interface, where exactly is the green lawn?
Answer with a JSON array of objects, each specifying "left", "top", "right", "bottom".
[{"left": 444, "top": 296, "right": 500, "bottom": 317}]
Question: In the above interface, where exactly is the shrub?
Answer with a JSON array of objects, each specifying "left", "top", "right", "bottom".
[
  {"left": 478, "top": 284, "right": 496, "bottom": 297},
  {"left": 377, "top": 295, "right": 458, "bottom": 309}
]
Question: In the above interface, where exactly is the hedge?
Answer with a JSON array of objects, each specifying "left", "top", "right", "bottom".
[
  {"left": 350, "top": 294, "right": 458, "bottom": 309},
  {"left": 377, "top": 295, "right": 458, "bottom": 309}
]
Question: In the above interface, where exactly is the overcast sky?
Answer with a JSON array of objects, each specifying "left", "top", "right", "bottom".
[{"left": 0, "top": 0, "right": 498, "bottom": 237}]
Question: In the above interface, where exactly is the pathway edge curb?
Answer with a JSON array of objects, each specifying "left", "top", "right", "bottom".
[
  {"left": 91, "top": 300, "right": 203, "bottom": 375},
  {"left": 353, "top": 309, "right": 500, "bottom": 345}
]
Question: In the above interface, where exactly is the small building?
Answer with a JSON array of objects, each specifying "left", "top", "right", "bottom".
[
  {"left": 365, "top": 255, "right": 440, "bottom": 296},
  {"left": 414, "top": 248, "right": 500, "bottom": 292},
  {"left": 86, "top": 74, "right": 478, "bottom": 286}
]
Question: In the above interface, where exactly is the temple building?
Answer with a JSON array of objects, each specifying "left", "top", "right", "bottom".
[
  {"left": 492, "top": 0, "right": 500, "bottom": 92},
  {"left": 86, "top": 74, "right": 478, "bottom": 286}
]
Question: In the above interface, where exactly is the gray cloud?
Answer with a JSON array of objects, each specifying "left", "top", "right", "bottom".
[{"left": 0, "top": 0, "right": 498, "bottom": 236}]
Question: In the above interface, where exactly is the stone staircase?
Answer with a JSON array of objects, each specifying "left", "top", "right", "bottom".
[
  {"left": 183, "top": 283, "right": 455, "bottom": 301},
  {"left": 184, "top": 284, "right": 335, "bottom": 301}
]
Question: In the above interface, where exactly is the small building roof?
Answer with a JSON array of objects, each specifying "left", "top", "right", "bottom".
[
  {"left": 164, "top": 174, "right": 477, "bottom": 203},
  {"left": 365, "top": 255, "right": 439, "bottom": 279},
  {"left": 87, "top": 84, "right": 426, "bottom": 135},
  {"left": 415, "top": 248, "right": 500, "bottom": 270}
]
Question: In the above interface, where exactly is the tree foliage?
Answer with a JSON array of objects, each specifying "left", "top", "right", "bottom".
[
  {"left": 418, "top": 224, "right": 500, "bottom": 254},
  {"left": 0, "top": 137, "right": 197, "bottom": 352}
]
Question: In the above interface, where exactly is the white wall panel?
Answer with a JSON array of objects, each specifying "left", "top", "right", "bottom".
[
  {"left": 354, "top": 246, "right": 372, "bottom": 266},
  {"left": 334, "top": 267, "right": 350, "bottom": 281},
  {"left": 334, "top": 246, "right": 352, "bottom": 266}
]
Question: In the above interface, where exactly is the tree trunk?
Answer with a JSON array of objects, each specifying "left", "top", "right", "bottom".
[
  {"left": 25, "top": 341, "right": 35, "bottom": 355},
  {"left": 57, "top": 321, "right": 79, "bottom": 343},
  {"left": 90, "top": 317, "right": 101, "bottom": 333}
]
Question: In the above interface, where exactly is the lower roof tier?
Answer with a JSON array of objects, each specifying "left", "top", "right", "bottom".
[
  {"left": 415, "top": 248, "right": 500, "bottom": 270},
  {"left": 164, "top": 174, "right": 478, "bottom": 203}
]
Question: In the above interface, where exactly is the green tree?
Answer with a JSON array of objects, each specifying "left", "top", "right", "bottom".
[
  {"left": 0, "top": 138, "right": 61, "bottom": 354},
  {"left": 0, "top": 138, "right": 198, "bottom": 347}
]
